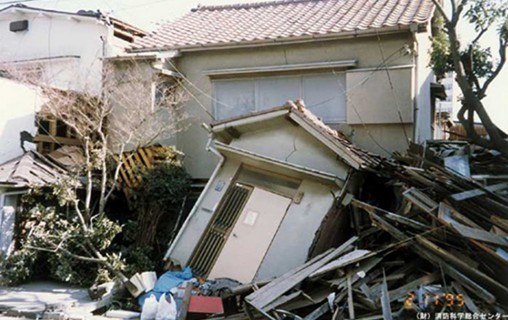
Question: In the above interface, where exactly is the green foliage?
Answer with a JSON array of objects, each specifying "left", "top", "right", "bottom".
[
  {"left": 0, "top": 249, "right": 37, "bottom": 285},
  {"left": 465, "top": 0, "right": 507, "bottom": 33},
  {"left": 1, "top": 146, "right": 191, "bottom": 287},
  {"left": 0, "top": 184, "right": 124, "bottom": 287},
  {"left": 430, "top": 28, "right": 453, "bottom": 78},
  {"left": 119, "top": 146, "right": 191, "bottom": 276},
  {"left": 429, "top": 0, "right": 507, "bottom": 82},
  {"left": 132, "top": 159, "right": 191, "bottom": 212}
]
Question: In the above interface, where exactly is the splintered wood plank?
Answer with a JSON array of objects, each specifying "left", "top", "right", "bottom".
[
  {"left": 380, "top": 270, "right": 393, "bottom": 320},
  {"left": 449, "top": 222, "right": 508, "bottom": 247},
  {"left": 402, "top": 187, "right": 439, "bottom": 213},
  {"left": 138, "top": 148, "right": 153, "bottom": 169},
  {"left": 347, "top": 274, "right": 354, "bottom": 320},
  {"left": 132, "top": 152, "right": 145, "bottom": 175},
  {"left": 304, "top": 302, "right": 330, "bottom": 320},
  {"left": 262, "top": 291, "right": 302, "bottom": 312},
  {"left": 415, "top": 235, "right": 508, "bottom": 298},
  {"left": 451, "top": 182, "right": 508, "bottom": 201},
  {"left": 451, "top": 281, "right": 480, "bottom": 314},
  {"left": 491, "top": 216, "right": 508, "bottom": 234},
  {"left": 388, "top": 272, "right": 439, "bottom": 302},
  {"left": 310, "top": 249, "right": 372, "bottom": 278},
  {"left": 246, "top": 236, "right": 358, "bottom": 311}
]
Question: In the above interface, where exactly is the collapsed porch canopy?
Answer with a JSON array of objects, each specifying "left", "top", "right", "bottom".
[
  {"left": 210, "top": 100, "right": 386, "bottom": 172},
  {"left": 0, "top": 151, "right": 68, "bottom": 188}
]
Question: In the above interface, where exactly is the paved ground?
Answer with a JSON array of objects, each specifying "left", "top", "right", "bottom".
[{"left": 0, "top": 281, "right": 113, "bottom": 319}]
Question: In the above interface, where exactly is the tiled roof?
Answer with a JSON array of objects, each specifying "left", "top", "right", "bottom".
[
  {"left": 288, "top": 100, "right": 386, "bottom": 170},
  {"left": 0, "top": 151, "right": 67, "bottom": 188},
  {"left": 131, "top": 0, "right": 434, "bottom": 51}
]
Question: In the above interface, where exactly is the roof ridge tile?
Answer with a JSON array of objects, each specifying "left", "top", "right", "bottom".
[{"left": 194, "top": 0, "right": 322, "bottom": 12}]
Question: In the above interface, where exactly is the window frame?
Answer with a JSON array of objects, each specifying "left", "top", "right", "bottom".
[{"left": 212, "top": 71, "right": 347, "bottom": 124}]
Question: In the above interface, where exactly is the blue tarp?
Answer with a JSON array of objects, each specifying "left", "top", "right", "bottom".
[{"left": 138, "top": 267, "right": 193, "bottom": 307}]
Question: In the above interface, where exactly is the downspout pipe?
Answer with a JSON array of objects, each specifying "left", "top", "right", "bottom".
[
  {"left": 163, "top": 124, "right": 225, "bottom": 261},
  {"left": 411, "top": 23, "right": 420, "bottom": 144}
]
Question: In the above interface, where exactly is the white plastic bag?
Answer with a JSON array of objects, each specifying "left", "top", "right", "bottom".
[
  {"left": 156, "top": 293, "right": 178, "bottom": 320},
  {"left": 140, "top": 294, "right": 158, "bottom": 320}
]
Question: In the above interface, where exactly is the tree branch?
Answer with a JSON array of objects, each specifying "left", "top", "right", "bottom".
[
  {"left": 479, "top": 36, "right": 507, "bottom": 98},
  {"left": 431, "top": 0, "right": 452, "bottom": 25}
]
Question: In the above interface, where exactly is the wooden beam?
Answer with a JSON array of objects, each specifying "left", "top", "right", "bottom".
[
  {"left": 178, "top": 282, "right": 193, "bottom": 320},
  {"left": 451, "top": 281, "right": 480, "bottom": 313},
  {"left": 303, "top": 302, "right": 330, "bottom": 320},
  {"left": 380, "top": 271, "right": 393, "bottom": 320},
  {"left": 388, "top": 272, "right": 439, "bottom": 302},
  {"left": 246, "top": 237, "right": 358, "bottom": 311},
  {"left": 347, "top": 274, "right": 354, "bottom": 320},
  {"left": 309, "top": 250, "right": 372, "bottom": 278},
  {"left": 451, "top": 182, "right": 508, "bottom": 201},
  {"left": 415, "top": 235, "right": 508, "bottom": 298}
]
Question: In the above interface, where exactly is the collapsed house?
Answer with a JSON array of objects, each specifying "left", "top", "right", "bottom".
[
  {"left": 160, "top": 101, "right": 508, "bottom": 318},
  {"left": 164, "top": 101, "right": 384, "bottom": 283},
  {"left": 0, "top": 151, "right": 67, "bottom": 257}
]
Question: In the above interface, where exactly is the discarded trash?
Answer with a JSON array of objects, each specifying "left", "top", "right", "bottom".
[
  {"left": 156, "top": 293, "right": 177, "bottom": 320},
  {"left": 138, "top": 267, "right": 193, "bottom": 307}
]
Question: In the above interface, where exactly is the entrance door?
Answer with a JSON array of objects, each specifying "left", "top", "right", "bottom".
[{"left": 208, "top": 187, "right": 291, "bottom": 283}]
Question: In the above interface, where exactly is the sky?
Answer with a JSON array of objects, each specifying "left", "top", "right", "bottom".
[{"left": 1, "top": 0, "right": 507, "bottom": 131}]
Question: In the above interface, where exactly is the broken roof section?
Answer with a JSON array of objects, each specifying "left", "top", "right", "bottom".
[
  {"left": 0, "top": 4, "right": 146, "bottom": 43},
  {"left": 165, "top": 101, "right": 387, "bottom": 279},
  {"left": 0, "top": 151, "right": 67, "bottom": 188},
  {"left": 211, "top": 100, "right": 385, "bottom": 171},
  {"left": 131, "top": 0, "right": 434, "bottom": 51}
]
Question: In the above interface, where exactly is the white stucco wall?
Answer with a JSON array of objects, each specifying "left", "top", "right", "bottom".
[
  {"left": 0, "top": 8, "right": 120, "bottom": 95},
  {"left": 229, "top": 122, "right": 349, "bottom": 180},
  {"left": 0, "top": 77, "right": 42, "bottom": 165},
  {"left": 168, "top": 32, "right": 430, "bottom": 178},
  {"left": 168, "top": 118, "right": 350, "bottom": 276}
]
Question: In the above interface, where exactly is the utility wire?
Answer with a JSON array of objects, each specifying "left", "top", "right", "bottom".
[{"left": 375, "top": 31, "right": 411, "bottom": 148}]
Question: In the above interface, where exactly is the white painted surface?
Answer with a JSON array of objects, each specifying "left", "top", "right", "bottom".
[
  {"left": 230, "top": 122, "right": 349, "bottom": 180},
  {"left": 0, "top": 77, "right": 43, "bottom": 165},
  {"left": 208, "top": 187, "right": 291, "bottom": 283},
  {"left": 0, "top": 7, "right": 131, "bottom": 95}
]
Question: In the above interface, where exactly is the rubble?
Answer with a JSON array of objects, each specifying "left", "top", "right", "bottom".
[{"left": 207, "top": 144, "right": 508, "bottom": 319}]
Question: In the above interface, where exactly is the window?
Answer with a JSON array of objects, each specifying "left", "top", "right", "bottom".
[
  {"left": 213, "top": 73, "right": 346, "bottom": 123},
  {"left": 0, "top": 193, "right": 21, "bottom": 256}
]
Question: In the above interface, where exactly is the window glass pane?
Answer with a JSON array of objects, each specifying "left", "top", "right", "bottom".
[
  {"left": 1, "top": 194, "right": 18, "bottom": 255},
  {"left": 256, "top": 77, "right": 301, "bottom": 110},
  {"left": 303, "top": 74, "right": 347, "bottom": 123},
  {"left": 214, "top": 80, "right": 255, "bottom": 120}
]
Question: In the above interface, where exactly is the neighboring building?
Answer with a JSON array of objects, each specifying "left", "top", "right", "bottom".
[
  {"left": 112, "top": 0, "right": 436, "bottom": 180},
  {"left": 0, "top": 4, "right": 145, "bottom": 164},
  {"left": 165, "top": 101, "right": 384, "bottom": 282},
  {"left": 0, "top": 4, "right": 145, "bottom": 95},
  {"left": 434, "top": 71, "right": 458, "bottom": 139}
]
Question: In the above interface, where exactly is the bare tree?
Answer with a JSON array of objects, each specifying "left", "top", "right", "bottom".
[
  {"left": 2, "top": 58, "right": 188, "bottom": 282},
  {"left": 430, "top": 0, "right": 508, "bottom": 155}
]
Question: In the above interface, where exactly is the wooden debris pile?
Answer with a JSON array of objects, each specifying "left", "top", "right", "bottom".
[{"left": 220, "top": 146, "right": 508, "bottom": 319}]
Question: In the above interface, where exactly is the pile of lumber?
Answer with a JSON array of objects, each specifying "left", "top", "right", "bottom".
[{"left": 220, "top": 146, "right": 508, "bottom": 319}]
